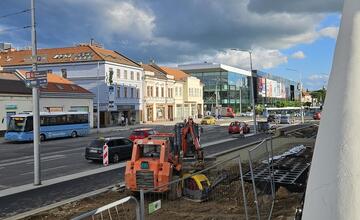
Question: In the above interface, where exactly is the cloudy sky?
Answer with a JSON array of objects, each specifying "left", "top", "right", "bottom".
[{"left": 0, "top": 0, "right": 343, "bottom": 90}]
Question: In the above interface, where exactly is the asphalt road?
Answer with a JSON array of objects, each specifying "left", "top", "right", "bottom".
[{"left": 0, "top": 124, "right": 235, "bottom": 190}]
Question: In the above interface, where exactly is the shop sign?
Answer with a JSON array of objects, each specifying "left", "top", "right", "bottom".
[{"left": 5, "top": 104, "right": 17, "bottom": 110}]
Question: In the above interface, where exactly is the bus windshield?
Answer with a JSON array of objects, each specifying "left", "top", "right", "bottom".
[{"left": 8, "top": 117, "right": 26, "bottom": 132}]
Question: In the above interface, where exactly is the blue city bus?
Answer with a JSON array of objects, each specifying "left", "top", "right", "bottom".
[{"left": 5, "top": 112, "right": 90, "bottom": 142}]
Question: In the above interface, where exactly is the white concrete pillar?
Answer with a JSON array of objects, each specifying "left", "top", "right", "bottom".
[{"left": 303, "top": 1, "right": 360, "bottom": 219}]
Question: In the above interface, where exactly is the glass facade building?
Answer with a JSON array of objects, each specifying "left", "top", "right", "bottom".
[
  {"left": 180, "top": 64, "right": 252, "bottom": 113},
  {"left": 254, "top": 70, "right": 300, "bottom": 105}
]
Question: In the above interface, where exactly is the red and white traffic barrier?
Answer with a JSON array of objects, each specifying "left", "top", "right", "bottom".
[{"left": 103, "top": 143, "right": 109, "bottom": 166}]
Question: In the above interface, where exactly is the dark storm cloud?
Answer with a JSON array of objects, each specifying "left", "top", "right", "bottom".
[
  {"left": 0, "top": 0, "right": 339, "bottom": 65},
  {"left": 247, "top": 0, "right": 343, "bottom": 14}
]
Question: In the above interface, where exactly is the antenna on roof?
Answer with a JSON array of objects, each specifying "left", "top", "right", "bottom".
[{"left": 88, "top": 38, "right": 103, "bottom": 48}]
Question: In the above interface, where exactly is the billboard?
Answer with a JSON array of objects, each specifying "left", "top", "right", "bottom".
[
  {"left": 265, "top": 79, "right": 286, "bottom": 98},
  {"left": 258, "top": 77, "right": 266, "bottom": 97}
]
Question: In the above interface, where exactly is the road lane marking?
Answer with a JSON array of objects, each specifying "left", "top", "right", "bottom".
[
  {"left": 0, "top": 148, "right": 84, "bottom": 165},
  {"left": 202, "top": 138, "right": 237, "bottom": 148},
  {"left": 25, "top": 155, "right": 66, "bottom": 165},
  {"left": 20, "top": 165, "right": 68, "bottom": 176},
  {"left": 0, "top": 155, "right": 65, "bottom": 167}
]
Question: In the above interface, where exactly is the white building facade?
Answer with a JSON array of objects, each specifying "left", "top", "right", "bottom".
[
  {"left": 142, "top": 64, "right": 175, "bottom": 122},
  {"left": 0, "top": 44, "right": 143, "bottom": 126}
]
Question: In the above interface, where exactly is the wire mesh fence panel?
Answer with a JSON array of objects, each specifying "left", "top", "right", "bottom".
[
  {"left": 245, "top": 138, "right": 275, "bottom": 220},
  {"left": 71, "top": 196, "right": 140, "bottom": 220}
]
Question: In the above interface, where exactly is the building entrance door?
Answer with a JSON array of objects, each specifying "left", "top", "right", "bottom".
[
  {"left": 147, "top": 107, "right": 153, "bottom": 122},
  {"left": 168, "top": 105, "right": 173, "bottom": 121}
]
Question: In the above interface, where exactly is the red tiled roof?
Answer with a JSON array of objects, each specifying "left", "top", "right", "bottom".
[
  {"left": 0, "top": 70, "right": 92, "bottom": 95},
  {"left": 159, "top": 66, "right": 189, "bottom": 80},
  {"left": 0, "top": 45, "right": 140, "bottom": 67},
  {"left": 17, "top": 70, "right": 74, "bottom": 84},
  {"left": 40, "top": 82, "right": 92, "bottom": 94}
]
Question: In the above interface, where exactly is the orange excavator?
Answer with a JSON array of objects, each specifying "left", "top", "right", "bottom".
[{"left": 125, "top": 118, "right": 213, "bottom": 200}]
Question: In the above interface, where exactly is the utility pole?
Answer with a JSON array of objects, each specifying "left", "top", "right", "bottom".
[
  {"left": 97, "top": 62, "right": 100, "bottom": 133},
  {"left": 287, "top": 68, "right": 304, "bottom": 123},
  {"left": 248, "top": 51, "right": 257, "bottom": 134},
  {"left": 215, "top": 78, "right": 219, "bottom": 118},
  {"left": 239, "top": 87, "right": 242, "bottom": 115},
  {"left": 231, "top": 48, "right": 257, "bottom": 134},
  {"left": 31, "top": 0, "right": 41, "bottom": 186}
]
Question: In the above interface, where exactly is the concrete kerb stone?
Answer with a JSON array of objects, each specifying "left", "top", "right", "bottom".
[
  {"left": 0, "top": 162, "right": 126, "bottom": 198},
  {"left": 4, "top": 183, "right": 126, "bottom": 220}
]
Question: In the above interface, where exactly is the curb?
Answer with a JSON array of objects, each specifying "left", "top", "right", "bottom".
[
  {"left": 4, "top": 183, "right": 125, "bottom": 220},
  {"left": 0, "top": 162, "right": 126, "bottom": 198}
]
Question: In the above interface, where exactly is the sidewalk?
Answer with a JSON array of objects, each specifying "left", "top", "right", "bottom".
[{"left": 89, "top": 119, "right": 202, "bottom": 134}]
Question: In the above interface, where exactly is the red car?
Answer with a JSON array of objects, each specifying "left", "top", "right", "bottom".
[
  {"left": 129, "top": 128, "right": 157, "bottom": 141},
  {"left": 313, "top": 112, "right": 321, "bottom": 120},
  {"left": 228, "top": 121, "right": 250, "bottom": 134}
]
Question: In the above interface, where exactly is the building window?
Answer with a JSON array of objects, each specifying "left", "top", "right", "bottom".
[
  {"left": 156, "top": 87, "right": 159, "bottom": 97},
  {"left": 137, "top": 72, "right": 140, "bottom": 81},
  {"left": 179, "top": 87, "right": 182, "bottom": 96},
  {"left": 137, "top": 88, "right": 140, "bottom": 98},
  {"left": 151, "top": 86, "right": 154, "bottom": 97},
  {"left": 124, "top": 70, "right": 128, "bottom": 79},
  {"left": 131, "top": 71, "right": 134, "bottom": 80},
  {"left": 161, "top": 87, "right": 164, "bottom": 97},
  {"left": 124, "top": 86, "right": 127, "bottom": 98},
  {"left": 175, "top": 87, "right": 178, "bottom": 96},
  {"left": 61, "top": 69, "right": 67, "bottom": 78},
  {"left": 147, "top": 86, "right": 150, "bottom": 97},
  {"left": 108, "top": 68, "right": 114, "bottom": 84},
  {"left": 131, "top": 88, "right": 134, "bottom": 98},
  {"left": 117, "top": 69, "right": 120, "bottom": 79},
  {"left": 117, "top": 86, "right": 120, "bottom": 98}
]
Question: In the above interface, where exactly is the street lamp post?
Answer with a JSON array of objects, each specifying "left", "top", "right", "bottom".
[
  {"left": 231, "top": 48, "right": 257, "bottom": 134},
  {"left": 287, "top": 68, "right": 304, "bottom": 123},
  {"left": 97, "top": 62, "right": 100, "bottom": 133}
]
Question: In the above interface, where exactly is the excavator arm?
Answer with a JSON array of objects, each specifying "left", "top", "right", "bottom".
[{"left": 180, "top": 118, "right": 204, "bottom": 161}]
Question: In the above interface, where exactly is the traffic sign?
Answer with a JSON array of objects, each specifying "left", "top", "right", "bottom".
[{"left": 25, "top": 70, "right": 48, "bottom": 87}]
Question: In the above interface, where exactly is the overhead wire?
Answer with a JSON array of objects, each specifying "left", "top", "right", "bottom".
[
  {"left": 0, "top": 8, "right": 31, "bottom": 20},
  {"left": 0, "top": 8, "right": 32, "bottom": 34},
  {"left": 0, "top": 25, "right": 31, "bottom": 33}
]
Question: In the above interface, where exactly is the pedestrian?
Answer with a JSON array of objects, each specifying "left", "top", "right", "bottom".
[
  {"left": 121, "top": 115, "right": 125, "bottom": 126},
  {"left": 125, "top": 117, "right": 128, "bottom": 126}
]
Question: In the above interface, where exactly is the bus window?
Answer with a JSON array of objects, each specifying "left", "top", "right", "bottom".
[
  {"left": 24, "top": 117, "right": 33, "bottom": 131},
  {"left": 8, "top": 117, "right": 26, "bottom": 132}
]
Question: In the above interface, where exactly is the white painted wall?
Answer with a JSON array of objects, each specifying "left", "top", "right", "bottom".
[
  {"left": 303, "top": 1, "right": 360, "bottom": 219},
  {"left": 4, "top": 61, "right": 144, "bottom": 111},
  {"left": 0, "top": 94, "right": 32, "bottom": 131}
]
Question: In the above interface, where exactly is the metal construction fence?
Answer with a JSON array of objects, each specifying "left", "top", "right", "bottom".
[
  {"left": 71, "top": 196, "right": 140, "bottom": 220},
  {"left": 73, "top": 137, "right": 276, "bottom": 220},
  {"left": 138, "top": 137, "right": 275, "bottom": 220}
]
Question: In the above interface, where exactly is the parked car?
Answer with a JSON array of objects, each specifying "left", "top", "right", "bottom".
[
  {"left": 228, "top": 121, "right": 250, "bottom": 134},
  {"left": 241, "top": 112, "right": 254, "bottom": 117},
  {"left": 85, "top": 137, "right": 133, "bottom": 163},
  {"left": 129, "top": 128, "right": 157, "bottom": 141},
  {"left": 267, "top": 114, "right": 277, "bottom": 123},
  {"left": 201, "top": 116, "right": 216, "bottom": 125},
  {"left": 279, "top": 115, "right": 291, "bottom": 124},
  {"left": 313, "top": 112, "right": 321, "bottom": 120}
]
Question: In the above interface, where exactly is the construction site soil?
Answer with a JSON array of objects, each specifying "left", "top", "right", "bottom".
[{"left": 23, "top": 127, "right": 317, "bottom": 220}]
